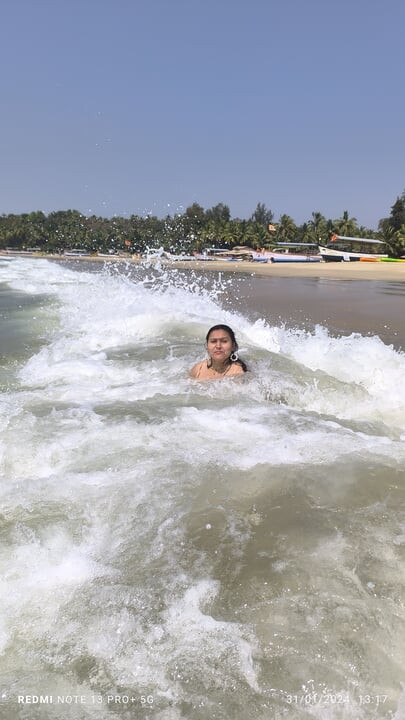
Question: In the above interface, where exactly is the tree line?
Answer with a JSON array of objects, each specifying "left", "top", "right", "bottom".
[{"left": 1, "top": 192, "right": 405, "bottom": 257}]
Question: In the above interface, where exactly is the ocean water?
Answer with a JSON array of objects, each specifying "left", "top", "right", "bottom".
[{"left": 0, "top": 257, "right": 404, "bottom": 720}]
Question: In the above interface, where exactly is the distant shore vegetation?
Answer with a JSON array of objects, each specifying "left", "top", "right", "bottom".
[{"left": 1, "top": 191, "right": 405, "bottom": 258}]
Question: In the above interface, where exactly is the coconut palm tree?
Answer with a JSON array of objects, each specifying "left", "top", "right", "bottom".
[
  {"left": 306, "top": 211, "right": 327, "bottom": 243},
  {"left": 335, "top": 210, "right": 358, "bottom": 237},
  {"left": 275, "top": 214, "right": 297, "bottom": 243},
  {"left": 397, "top": 225, "right": 405, "bottom": 257},
  {"left": 379, "top": 221, "right": 405, "bottom": 258}
]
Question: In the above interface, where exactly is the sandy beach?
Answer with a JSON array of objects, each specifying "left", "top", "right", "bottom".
[
  {"left": 1, "top": 250, "right": 405, "bottom": 281},
  {"left": 164, "top": 257, "right": 405, "bottom": 282}
]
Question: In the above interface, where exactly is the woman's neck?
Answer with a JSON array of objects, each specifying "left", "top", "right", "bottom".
[{"left": 209, "top": 358, "right": 231, "bottom": 373}]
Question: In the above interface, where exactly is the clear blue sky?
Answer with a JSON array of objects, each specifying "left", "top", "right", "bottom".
[{"left": 1, "top": 0, "right": 404, "bottom": 228}]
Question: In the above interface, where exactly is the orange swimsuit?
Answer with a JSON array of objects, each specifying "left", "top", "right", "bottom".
[{"left": 190, "top": 360, "right": 245, "bottom": 380}]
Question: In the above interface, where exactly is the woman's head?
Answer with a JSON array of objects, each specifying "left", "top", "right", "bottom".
[
  {"left": 206, "top": 324, "right": 238, "bottom": 351},
  {"left": 205, "top": 324, "right": 249, "bottom": 372},
  {"left": 205, "top": 325, "right": 236, "bottom": 365},
  {"left": 203, "top": 324, "right": 247, "bottom": 373}
]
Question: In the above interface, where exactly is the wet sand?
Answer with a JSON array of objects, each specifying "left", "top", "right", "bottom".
[
  {"left": 220, "top": 273, "right": 405, "bottom": 350},
  {"left": 161, "top": 260, "right": 404, "bottom": 349}
]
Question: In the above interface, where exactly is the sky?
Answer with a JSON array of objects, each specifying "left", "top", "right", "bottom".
[{"left": 1, "top": 0, "right": 404, "bottom": 229}]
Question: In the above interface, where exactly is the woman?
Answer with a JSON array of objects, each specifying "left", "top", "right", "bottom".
[{"left": 189, "top": 324, "right": 248, "bottom": 380}]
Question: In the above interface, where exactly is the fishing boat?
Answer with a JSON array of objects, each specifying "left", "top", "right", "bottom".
[
  {"left": 318, "top": 235, "right": 387, "bottom": 262},
  {"left": 252, "top": 243, "right": 321, "bottom": 263},
  {"left": 202, "top": 246, "right": 258, "bottom": 261},
  {"left": 63, "top": 249, "right": 92, "bottom": 257}
]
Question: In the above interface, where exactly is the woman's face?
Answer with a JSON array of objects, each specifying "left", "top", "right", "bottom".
[{"left": 206, "top": 329, "right": 234, "bottom": 362}]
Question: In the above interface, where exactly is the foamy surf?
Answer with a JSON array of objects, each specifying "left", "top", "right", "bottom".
[{"left": 0, "top": 257, "right": 404, "bottom": 719}]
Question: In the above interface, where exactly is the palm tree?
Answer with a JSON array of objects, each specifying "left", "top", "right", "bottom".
[
  {"left": 221, "top": 220, "right": 244, "bottom": 248},
  {"left": 250, "top": 203, "right": 274, "bottom": 226},
  {"left": 357, "top": 225, "right": 377, "bottom": 239},
  {"left": 306, "top": 211, "right": 327, "bottom": 243},
  {"left": 200, "top": 219, "right": 218, "bottom": 249},
  {"left": 379, "top": 221, "right": 405, "bottom": 258},
  {"left": 335, "top": 210, "right": 358, "bottom": 237},
  {"left": 397, "top": 225, "right": 405, "bottom": 257},
  {"left": 275, "top": 214, "right": 297, "bottom": 243}
]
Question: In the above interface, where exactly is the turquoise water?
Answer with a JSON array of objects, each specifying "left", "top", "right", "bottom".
[{"left": 0, "top": 257, "right": 404, "bottom": 719}]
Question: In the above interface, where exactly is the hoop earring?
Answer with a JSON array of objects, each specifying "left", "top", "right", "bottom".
[{"left": 230, "top": 351, "right": 239, "bottom": 362}]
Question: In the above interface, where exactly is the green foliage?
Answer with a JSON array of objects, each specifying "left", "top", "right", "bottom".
[
  {"left": 274, "top": 214, "right": 296, "bottom": 243},
  {"left": 378, "top": 220, "right": 405, "bottom": 258},
  {"left": 397, "top": 225, "right": 405, "bottom": 255},
  {"left": 334, "top": 210, "right": 358, "bottom": 237},
  {"left": 378, "top": 190, "right": 405, "bottom": 242},
  {"left": 250, "top": 202, "right": 274, "bottom": 226},
  {"left": 304, "top": 212, "right": 327, "bottom": 243},
  {"left": 389, "top": 193, "right": 405, "bottom": 231},
  {"left": 205, "top": 203, "right": 230, "bottom": 224},
  {"left": 0, "top": 192, "right": 403, "bottom": 256}
]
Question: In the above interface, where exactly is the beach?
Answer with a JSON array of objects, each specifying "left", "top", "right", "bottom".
[
  {"left": 164, "top": 257, "right": 405, "bottom": 282},
  {"left": 2, "top": 250, "right": 405, "bottom": 282}
]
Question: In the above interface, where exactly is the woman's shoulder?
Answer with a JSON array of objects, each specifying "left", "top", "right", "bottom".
[
  {"left": 189, "top": 360, "right": 206, "bottom": 378},
  {"left": 228, "top": 361, "right": 245, "bottom": 375}
]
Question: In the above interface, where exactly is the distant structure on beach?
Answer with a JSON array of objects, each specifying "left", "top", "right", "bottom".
[
  {"left": 318, "top": 236, "right": 388, "bottom": 262},
  {"left": 63, "top": 249, "right": 92, "bottom": 257}
]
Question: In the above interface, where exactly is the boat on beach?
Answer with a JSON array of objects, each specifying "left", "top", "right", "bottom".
[
  {"left": 318, "top": 235, "right": 388, "bottom": 262},
  {"left": 379, "top": 257, "right": 405, "bottom": 263},
  {"left": 252, "top": 243, "right": 321, "bottom": 263},
  {"left": 64, "top": 249, "right": 92, "bottom": 257},
  {"left": 192, "top": 244, "right": 321, "bottom": 263}
]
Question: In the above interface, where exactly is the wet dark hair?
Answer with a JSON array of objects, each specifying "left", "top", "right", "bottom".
[{"left": 206, "top": 324, "right": 248, "bottom": 372}]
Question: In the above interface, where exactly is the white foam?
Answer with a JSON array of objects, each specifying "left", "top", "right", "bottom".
[
  {"left": 4, "top": 258, "right": 405, "bottom": 429},
  {"left": 1, "top": 257, "right": 404, "bottom": 715},
  {"left": 163, "top": 579, "right": 260, "bottom": 693}
]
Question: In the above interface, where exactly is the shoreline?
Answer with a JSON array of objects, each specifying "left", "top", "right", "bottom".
[
  {"left": 162, "top": 258, "right": 405, "bottom": 282},
  {"left": 2, "top": 251, "right": 405, "bottom": 282}
]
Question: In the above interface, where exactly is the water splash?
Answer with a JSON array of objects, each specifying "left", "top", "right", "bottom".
[{"left": 0, "top": 257, "right": 404, "bottom": 719}]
